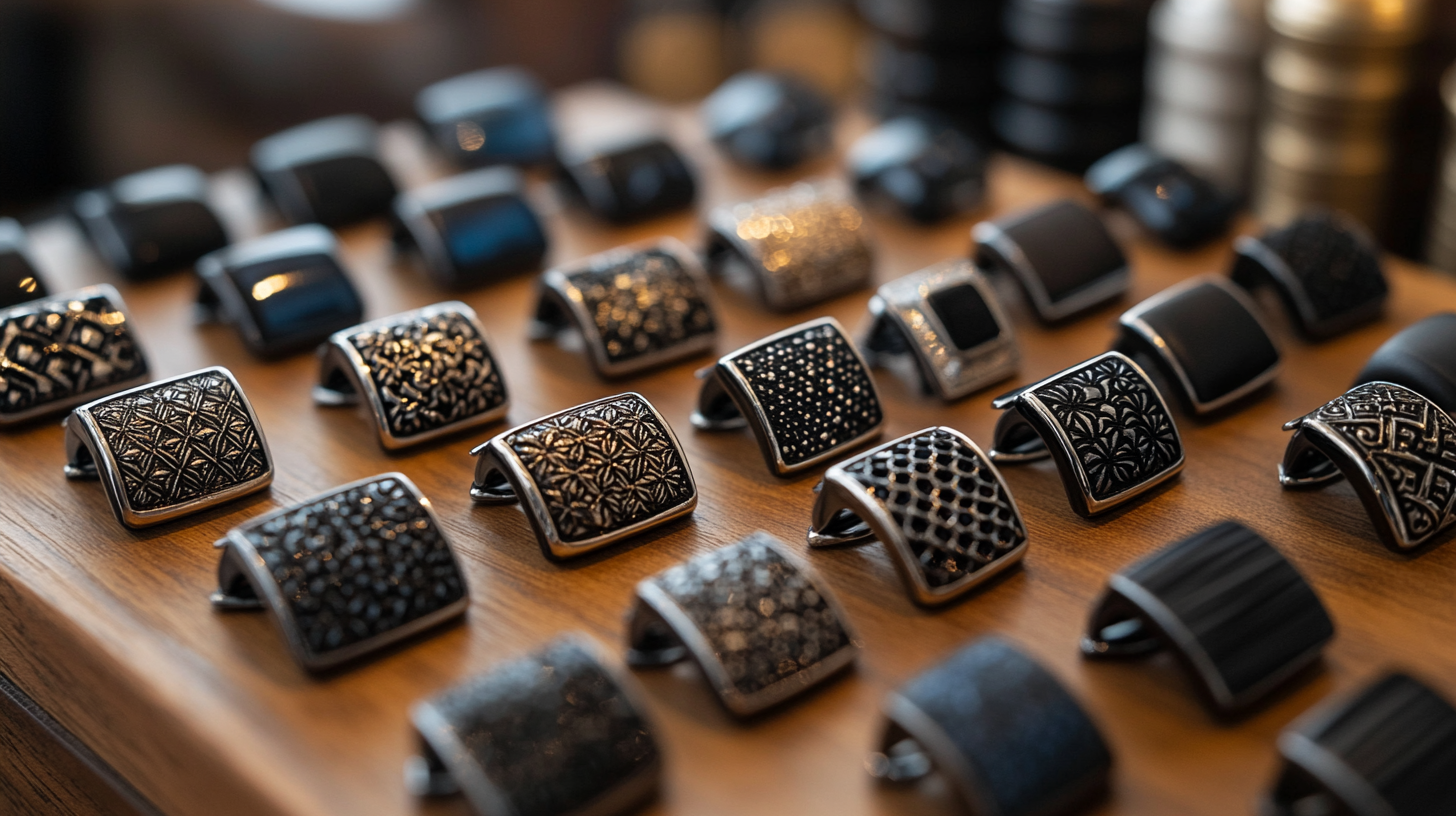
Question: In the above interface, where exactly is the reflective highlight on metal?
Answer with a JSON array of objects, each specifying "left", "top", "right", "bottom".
[
  {"left": 1353, "top": 312, "right": 1456, "bottom": 415},
  {"left": 702, "top": 71, "right": 834, "bottom": 170},
  {"left": 415, "top": 67, "right": 556, "bottom": 168},
  {"left": 973, "top": 199, "right": 1129, "bottom": 322},
  {"left": 393, "top": 166, "right": 549, "bottom": 290},
  {"left": 251, "top": 115, "right": 399, "bottom": 228},
  {"left": 1084, "top": 144, "right": 1238, "bottom": 248},
  {"left": 557, "top": 136, "right": 696, "bottom": 224},
  {"left": 73, "top": 164, "right": 229, "bottom": 281}
]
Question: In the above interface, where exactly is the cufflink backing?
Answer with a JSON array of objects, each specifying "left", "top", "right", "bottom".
[
  {"left": 557, "top": 136, "right": 696, "bottom": 224},
  {"left": 973, "top": 199, "right": 1129, "bottom": 322},
  {"left": 73, "top": 164, "right": 229, "bottom": 280},
  {"left": 251, "top": 115, "right": 399, "bottom": 228},
  {"left": 0, "top": 217, "right": 45, "bottom": 309},
  {"left": 392, "top": 166, "right": 548, "bottom": 290}
]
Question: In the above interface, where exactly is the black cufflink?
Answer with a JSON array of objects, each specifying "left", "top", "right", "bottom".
[
  {"left": 197, "top": 225, "right": 365, "bottom": 359},
  {"left": 0, "top": 285, "right": 149, "bottom": 427},
  {"left": 1085, "top": 144, "right": 1238, "bottom": 248},
  {"left": 0, "top": 218, "right": 46, "bottom": 309},
  {"left": 848, "top": 117, "right": 988, "bottom": 224},
  {"left": 557, "top": 136, "right": 696, "bottom": 224},
  {"left": 1354, "top": 312, "right": 1456, "bottom": 414},
  {"left": 991, "top": 351, "right": 1184, "bottom": 516},
  {"left": 531, "top": 238, "right": 717, "bottom": 377},
  {"left": 211, "top": 473, "right": 467, "bottom": 671},
  {"left": 1230, "top": 210, "right": 1388, "bottom": 340},
  {"left": 627, "top": 531, "right": 858, "bottom": 716},
  {"left": 64, "top": 367, "right": 273, "bottom": 528},
  {"left": 973, "top": 199, "right": 1129, "bottom": 322},
  {"left": 73, "top": 164, "right": 230, "bottom": 281},
  {"left": 251, "top": 115, "right": 399, "bottom": 228},
  {"left": 408, "top": 636, "right": 660, "bottom": 815},
  {"left": 693, "top": 317, "right": 886, "bottom": 476},
  {"left": 392, "top": 166, "right": 548, "bottom": 290},
  {"left": 415, "top": 66, "right": 555, "bottom": 168},
  {"left": 702, "top": 71, "right": 833, "bottom": 170},
  {"left": 1264, "top": 672, "right": 1456, "bottom": 816},
  {"left": 869, "top": 637, "right": 1112, "bottom": 816},
  {"left": 315, "top": 302, "right": 508, "bottom": 450},
  {"left": 862, "top": 259, "right": 1017, "bottom": 401},
  {"left": 1083, "top": 521, "right": 1334, "bottom": 716},
  {"left": 1280, "top": 382, "right": 1456, "bottom": 552},
  {"left": 1115, "top": 275, "right": 1280, "bottom": 414}
]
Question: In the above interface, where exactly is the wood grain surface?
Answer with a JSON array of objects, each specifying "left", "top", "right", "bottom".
[{"left": 1, "top": 83, "right": 1454, "bottom": 816}]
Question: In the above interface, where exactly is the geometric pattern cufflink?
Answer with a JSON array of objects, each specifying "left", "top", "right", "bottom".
[
  {"left": 73, "top": 164, "right": 230, "bottom": 280},
  {"left": 973, "top": 199, "right": 1129, "bottom": 322},
  {"left": 315, "top": 302, "right": 509, "bottom": 450},
  {"left": 0, "top": 217, "right": 46, "bottom": 309},
  {"left": 392, "top": 167, "right": 549, "bottom": 290},
  {"left": 251, "top": 115, "right": 399, "bottom": 229}
]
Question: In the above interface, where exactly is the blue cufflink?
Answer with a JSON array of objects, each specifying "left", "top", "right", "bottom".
[
  {"left": 393, "top": 166, "right": 548, "bottom": 289},
  {"left": 415, "top": 66, "right": 555, "bottom": 168},
  {"left": 557, "top": 136, "right": 696, "bottom": 224},
  {"left": 73, "top": 164, "right": 230, "bottom": 281},
  {"left": 252, "top": 115, "right": 399, "bottom": 228},
  {"left": 702, "top": 71, "right": 834, "bottom": 170}
]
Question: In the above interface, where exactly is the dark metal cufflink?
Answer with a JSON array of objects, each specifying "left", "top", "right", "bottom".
[
  {"left": 1354, "top": 312, "right": 1456, "bottom": 414},
  {"left": 196, "top": 224, "right": 365, "bottom": 359},
  {"left": 869, "top": 637, "right": 1112, "bottom": 816},
  {"left": 415, "top": 66, "right": 556, "bottom": 168},
  {"left": 315, "top": 302, "right": 508, "bottom": 450},
  {"left": 251, "top": 115, "right": 399, "bottom": 228},
  {"left": 1264, "top": 672, "right": 1456, "bottom": 816},
  {"left": 809, "top": 427, "right": 1027, "bottom": 606},
  {"left": 702, "top": 71, "right": 834, "bottom": 170},
  {"left": 706, "top": 180, "right": 873, "bottom": 313},
  {"left": 1114, "top": 275, "right": 1281, "bottom": 415},
  {"left": 1280, "top": 382, "right": 1456, "bottom": 552},
  {"left": 862, "top": 259, "right": 1017, "bottom": 401},
  {"left": 0, "top": 285, "right": 149, "bottom": 427},
  {"left": 849, "top": 117, "right": 988, "bottom": 225},
  {"left": 1085, "top": 143, "right": 1237, "bottom": 249},
  {"left": 990, "top": 351, "right": 1184, "bottom": 517},
  {"left": 531, "top": 238, "right": 717, "bottom": 378},
  {"left": 973, "top": 198, "right": 1129, "bottom": 322},
  {"left": 692, "top": 317, "right": 885, "bottom": 476},
  {"left": 1230, "top": 210, "right": 1388, "bottom": 340},
  {"left": 64, "top": 367, "right": 273, "bottom": 528},
  {"left": 1082, "top": 521, "right": 1334, "bottom": 717},
  {"left": 392, "top": 166, "right": 548, "bottom": 290},
  {"left": 73, "top": 164, "right": 229, "bottom": 281},
  {"left": 0, "top": 218, "right": 46, "bottom": 309},
  {"left": 557, "top": 136, "right": 696, "bottom": 224},
  {"left": 470, "top": 393, "right": 697, "bottom": 560},
  {"left": 211, "top": 473, "right": 467, "bottom": 672},
  {"left": 626, "top": 531, "right": 858, "bottom": 716}
]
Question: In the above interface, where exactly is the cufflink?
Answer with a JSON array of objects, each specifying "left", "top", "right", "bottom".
[
  {"left": 973, "top": 199, "right": 1129, "bottom": 322},
  {"left": 705, "top": 180, "right": 874, "bottom": 313},
  {"left": 251, "top": 115, "right": 399, "bottom": 228},
  {"left": 0, "top": 218, "right": 46, "bottom": 309},
  {"left": 0, "top": 285, "right": 149, "bottom": 427},
  {"left": 1083, "top": 521, "right": 1334, "bottom": 716},
  {"left": 1354, "top": 312, "right": 1456, "bottom": 414},
  {"left": 557, "top": 136, "right": 696, "bottom": 224},
  {"left": 531, "top": 238, "right": 717, "bottom": 377},
  {"left": 692, "top": 317, "right": 885, "bottom": 476},
  {"left": 408, "top": 636, "right": 660, "bottom": 814},
  {"left": 869, "top": 637, "right": 1112, "bottom": 816},
  {"left": 1114, "top": 275, "right": 1280, "bottom": 414},
  {"left": 808, "top": 427, "right": 1027, "bottom": 606},
  {"left": 702, "top": 71, "right": 834, "bottom": 170},
  {"left": 196, "top": 225, "right": 365, "bottom": 359},
  {"left": 990, "top": 351, "right": 1184, "bottom": 517},
  {"left": 626, "top": 531, "right": 858, "bottom": 716},
  {"left": 1085, "top": 144, "right": 1238, "bottom": 248},
  {"left": 415, "top": 66, "right": 555, "bottom": 168},
  {"left": 315, "top": 302, "right": 508, "bottom": 450},
  {"left": 1279, "top": 382, "right": 1456, "bottom": 552},
  {"left": 392, "top": 166, "right": 548, "bottom": 290},
  {"left": 64, "top": 367, "right": 273, "bottom": 528},
  {"left": 862, "top": 259, "right": 1017, "bottom": 401},
  {"left": 1230, "top": 210, "right": 1388, "bottom": 340},
  {"left": 849, "top": 117, "right": 988, "bottom": 224},
  {"left": 210, "top": 473, "right": 467, "bottom": 671},
  {"left": 73, "top": 164, "right": 229, "bottom": 281},
  {"left": 470, "top": 393, "right": 697, "bottom": 559},
  {"left": 1264, "top": 672, "right": 1456, "bottom": 816}
]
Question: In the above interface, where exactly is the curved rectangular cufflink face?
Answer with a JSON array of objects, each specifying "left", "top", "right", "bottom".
[
  {"left": 212, "top": 473, "right": 467, "bottom": 672},
  {"left": 470, "top": 393, "right": 697, "bottom": 559},
  {"left": 533, "top": 238, "right": 717, "bottom": 378},
  {"left": 810, "top": 427, "right": 1027, "bottom": 606},
  {"left": 1084, "top": 144, "right": 1237, "bottom": 249},
  {"left": 0, "top": 285, "right": 150, "bottom": 427},
  {"left": 626, "top": 531, "right": 858, "bottom": 716},
  {"left": 409, "top": 636, "right": 660, "bottom": 816},
  {"left": 74, "top": 164, "right": 229, "bottom": 281},
  {"left": 1355, "top": 312, "right": 1456, "bottom": 415},
  {"left": 1082, "top": 521, "right": 1334, "bottom": 717},
  {"left": 415, "top": 66, "right": 556, "bottom": 168},
  {"left": 0, "top": 218, "right": 47, "bottom": 309},
  {"left": 317, "top": 302, "right": 508, "bottom": 450},
  {"left": 558, "top": 137, "right": 696, "bottom": 224},
  {"left": 393, "top": 166, "right": 548, "bottom": 290},
  {"left": 64, "top": 367, "right": 273, "bottom": 528},
  {"left": 1280, "top": 382, "right": 1456, "bottom": 552},
  {"left": 251, "top": 115, "right": 398, "bottom": 228},
  {"left": 972, "top": 199, "right": 1129, "bottom": 323}
]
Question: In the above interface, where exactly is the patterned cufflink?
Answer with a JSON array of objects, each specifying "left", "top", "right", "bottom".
[
  {"left": 210, "top": 473, "right": 467, "bottom": 671},
  {"left": 251, "top": 115, "right": 398, "bottom": 228},
  {"left": 470, "top": 393, "right": 697, "bottom": 559},
  {"left": 315, "top": 302, "right": 508, "bottom": 450},
  {"left": 64, "top": 367, "right": 273, "bottom": 528},
  {"left": 392, "top": 166, "right": 549, "bottom": 290},
  {"left": 991, "top": 351, "right": 1185, "bottom": 517},
  {"left": 809, "top": 427, "right": 1027, "bottom": 606},
  {"left": 415, "top": 66, "right": 556, "bottom": 168},
  {"left": 972, "top": 199, "right": 1129, "bottom": 322},
  {"left": 557, "top": 136, "right": 697, "bottom": 224},
  {"left": 626, "top": 531, "right": 858, "bottom": 716},
  {"left": 0, "top": 217, "right": 48, "bottom": 309},
  {"left": 531, "top": 238, "right": 718, "bottom": 377},
  {"left": 693, "top": 317, "right": 886, "bottom": 476},
  {"left": 1, "top": 285, "right": 150, "bottom": 427},
  {"left": 1280, "top": 382, "right": 1456, "bottom": 552},
  {"left": 73, "top": 164, "right": 229, "bottom": 280}
]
